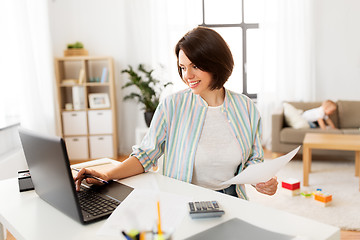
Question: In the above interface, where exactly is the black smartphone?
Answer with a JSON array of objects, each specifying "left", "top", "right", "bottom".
[{"left": 18, "top": 170, "right": 34, "bottom": 192}]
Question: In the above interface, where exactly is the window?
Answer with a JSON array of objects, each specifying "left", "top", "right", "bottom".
[{"left": 199, "top": 0, "right": 261, "bottom": 99}]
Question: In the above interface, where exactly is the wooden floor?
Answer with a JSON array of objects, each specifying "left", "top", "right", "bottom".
[{"left": 5, "top": 149, "right": 359, "bottom": 240}]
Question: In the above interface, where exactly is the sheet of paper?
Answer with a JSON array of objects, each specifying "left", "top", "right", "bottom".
[
  {"left": 97, "top": 188, "right": 191, "bottom": 237},
  {"left": 221, "top": 146, "right": 300, "bottom": 185}
]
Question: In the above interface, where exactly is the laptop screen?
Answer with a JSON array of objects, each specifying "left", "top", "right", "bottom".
[
  {"left": 19, "top": 129, "right": 85, "bottom": 223},
  {"left": 19, "top": 128, "right": 134, "bottom": 224}
]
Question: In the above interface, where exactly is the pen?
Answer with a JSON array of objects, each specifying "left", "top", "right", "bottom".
[
  {"left": 72, "top": 168, "right": 109, "bottom": 184},
  {"left": 121, "top": 231, "right": 133, "bottom": 240}
]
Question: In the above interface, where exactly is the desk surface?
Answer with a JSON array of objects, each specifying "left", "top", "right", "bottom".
[{"left": 0, "top": 171, "right": 340, "bottom": 240}]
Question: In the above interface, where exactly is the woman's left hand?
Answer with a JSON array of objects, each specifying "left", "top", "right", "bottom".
[{"left": 255, "top": 177, "right": 278, "bottom": 196}]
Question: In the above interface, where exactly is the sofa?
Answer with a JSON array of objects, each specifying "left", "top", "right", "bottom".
[{"left": 272, "top": 100, "right": 360, "bottom": 160}]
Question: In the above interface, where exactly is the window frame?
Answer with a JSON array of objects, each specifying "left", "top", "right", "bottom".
[{"left": 199, "top": 0, "right": 258, "bottom": 99}]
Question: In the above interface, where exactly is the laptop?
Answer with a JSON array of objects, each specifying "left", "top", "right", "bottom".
[
  {"left": 185, "top": 218, "right": 294, "bottom": 240},
  {"left": 18, "top": 128, "right": 134, "bottom": 224}
]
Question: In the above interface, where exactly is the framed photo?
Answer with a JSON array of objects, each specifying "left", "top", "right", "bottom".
[{"left": 88, "top": 93, "right": 110, "bottom": 109}]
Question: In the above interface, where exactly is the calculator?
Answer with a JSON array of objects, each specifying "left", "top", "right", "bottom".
[{"left": 188, "top": 201, "right": 225, "bottom": 219}]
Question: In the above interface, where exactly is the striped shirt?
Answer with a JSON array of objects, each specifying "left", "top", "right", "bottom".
[{"left": 131, "top": 88, "right": 264, "bottom": 199}]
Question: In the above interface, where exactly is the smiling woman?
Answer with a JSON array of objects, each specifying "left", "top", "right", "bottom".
[
  {"left": 73, "top": 26, "right": 278, "bottom": 202},
  {"left": 175, "top": 27, "right": 234, "bottom": 106}
]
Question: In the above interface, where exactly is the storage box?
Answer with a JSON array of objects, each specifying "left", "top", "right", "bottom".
[
  {"left": 72, "top": 86, "right": 86, "bottom": 110},
  {"left": 88, "top": 110, "right": 112, "bottom": 134},
  {"left": 62, "top": 111, "right": 87, "bottom": 135},
  {"left": 89, "top": 135, "right": 114, "bottom": 159},
  {"left": 64, "top": 137, "right": 89, "bottom": 160}
]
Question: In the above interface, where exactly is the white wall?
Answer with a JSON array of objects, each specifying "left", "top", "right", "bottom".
[
  {"left": 314, "top": 0, "right": 360, "bottom": 101},
  {"left": 48, "top": 0, "right": 360, "bottom": 155}
]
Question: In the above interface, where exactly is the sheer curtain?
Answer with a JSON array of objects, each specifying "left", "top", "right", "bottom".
[
  {"left": 257, "top": 0, "right": 316, "bottom": 149},
  {"left": 121, "top": 0, "right": 195, "bottom": 103},
  {"left": 150, "top": 0, "right": 202, "bottom": 94},
  {"left": 0, "top": 0, "right": 56, "bottom": 135}
]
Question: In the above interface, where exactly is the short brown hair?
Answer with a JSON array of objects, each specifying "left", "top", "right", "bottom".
[{"left": 175, "top": 27, "right": 234, "bottom": 90}]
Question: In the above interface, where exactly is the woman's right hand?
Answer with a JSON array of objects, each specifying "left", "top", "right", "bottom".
[{"left": 73, "top": 168, "right": 110, "bottom": 191}]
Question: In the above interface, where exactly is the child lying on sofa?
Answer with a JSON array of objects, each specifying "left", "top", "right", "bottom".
[{"left": 302, "top": 100, "right": 337, "bottom": 129}]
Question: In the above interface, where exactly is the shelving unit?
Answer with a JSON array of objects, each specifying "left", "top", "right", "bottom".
[{"left": 54, "top": 56, "right": 118, "bottom": 162}]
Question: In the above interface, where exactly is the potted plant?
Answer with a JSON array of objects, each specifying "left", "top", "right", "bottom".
[
  {"left": 64, "top": 41, "right": 88, "bottom": 56},
  {"left": 121, "top": 64, "right": 172, "bottom": 127}
]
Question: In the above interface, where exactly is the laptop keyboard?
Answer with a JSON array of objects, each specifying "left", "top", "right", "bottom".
[{"left": 77, "top": 185, "right": 120, "bottom": 216}]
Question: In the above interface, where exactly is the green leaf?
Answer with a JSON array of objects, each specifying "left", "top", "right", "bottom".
[{"left": 121, "top": 64, "right": 172, "bottom": 112}]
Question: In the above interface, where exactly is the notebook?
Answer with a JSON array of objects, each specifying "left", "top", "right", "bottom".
[{"left": 18, "top": 128, "right": 134, "bottom": 224}]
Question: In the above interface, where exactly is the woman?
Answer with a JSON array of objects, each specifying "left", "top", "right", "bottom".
[{"left": 74, "top": 27, "right": 277, "bottom": 199}]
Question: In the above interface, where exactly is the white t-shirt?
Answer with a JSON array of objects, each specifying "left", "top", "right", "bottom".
[
  {"left": 302, "top": 106, "right": 328, "bottom": 122},
  {"left": 191, "top": 105, "right": 242, "bottom": 190}
]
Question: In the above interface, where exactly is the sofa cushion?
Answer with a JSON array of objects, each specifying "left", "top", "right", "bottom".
[
  {"left": 283, "top": 103, "right": 310, "bottom": 129},
  {"left": 287, "top": 101, "right": 323, "bottom": 111},
  {"left": 280, "top": 127, "right": 342, "bottom": 144},
  {"left": 337, "top": 100, "right": 360, "bottom": 128},
  {"left": 341, "top": 128, "right": 360, "bottom": 135}
]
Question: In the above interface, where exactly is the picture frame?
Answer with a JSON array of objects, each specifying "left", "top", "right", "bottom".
[{"left": 88, "top": 93, "right": 110, "bottom": 109}]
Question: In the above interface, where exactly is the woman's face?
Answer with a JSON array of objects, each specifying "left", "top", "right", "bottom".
[{"left": 178, "top": 50, "right": 213, "bottom": 96}]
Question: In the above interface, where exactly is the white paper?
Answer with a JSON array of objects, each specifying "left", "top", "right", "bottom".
[
  {"left": 221, "top": 146, "right": 300, "bottom": 185},
  {"left": 97, "top": 189, "right": 191, "bottom": 237}
]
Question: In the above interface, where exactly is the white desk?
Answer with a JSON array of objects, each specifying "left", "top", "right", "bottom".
[{"left": 0, "top": 172, "right": 340, "bottom": 240}]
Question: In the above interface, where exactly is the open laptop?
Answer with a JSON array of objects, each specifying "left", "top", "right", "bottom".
[{"left": 18, "top": 128, "right": 134, "bottom": 224}]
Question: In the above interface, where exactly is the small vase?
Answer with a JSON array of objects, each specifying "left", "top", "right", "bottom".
[{"left": 144, "top": 111, "right": 155, "bottom": 127}]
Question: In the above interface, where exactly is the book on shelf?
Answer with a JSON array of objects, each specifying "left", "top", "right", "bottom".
[
  {"left": 78, "top": 69, "right": 85, "bottom": 84},
  {"left": 72, "top": 86, "right": 85, "bottom": 110},
  {"left": 100, "top": 67, "right": 108, "bottom": 83}
]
